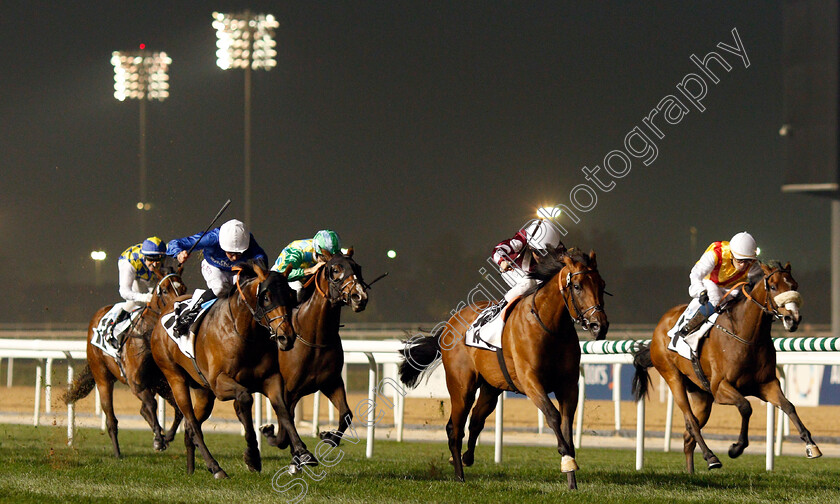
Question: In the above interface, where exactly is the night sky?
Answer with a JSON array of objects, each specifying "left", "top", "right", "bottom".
[{"left": 1, "top": 2, "right": 832, "bottom": 323}]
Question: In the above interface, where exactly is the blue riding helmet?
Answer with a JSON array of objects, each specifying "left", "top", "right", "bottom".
[{"left": 141, "top": 237, "right": 167, "bottom": 261}]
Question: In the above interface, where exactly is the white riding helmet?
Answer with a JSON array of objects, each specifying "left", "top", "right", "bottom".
[
  {"left": 729, "top": 231, "right": 757, "bottom": 260},
  {"left": 219, "top": 219, "right": 249, "bottom": 253},
  {"left": 523, "top": 219, "right": 563, "bottom": 251}
]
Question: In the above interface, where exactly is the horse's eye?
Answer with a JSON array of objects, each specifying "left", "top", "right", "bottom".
[
  {"left": 770, "top": 285, "right": 777, "bottom": 292},
  {"left": 574, "top": 283, "right": 582, "bottom": 291}
]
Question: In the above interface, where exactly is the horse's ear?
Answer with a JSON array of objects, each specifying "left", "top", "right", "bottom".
[
  {"left": 589, "top": 249, "right": 597, "bottom": 268},
  {"left": 320, "top": 249, "right": 333, "bottom": 261},
  {"left": 562, "top": 254, "right": 575, "bottom": 268},
  {"left": 784, "top": 261, "right": 791, "bottom": 271},
  {"left": 346, "top": 246, "right": 354, "bottom": 258},
  {"left": 282, "top": 263, "right": 293, "bottom": 278},
  {"left": 253, "top": 263, "right": 268, "bottom": 282}
]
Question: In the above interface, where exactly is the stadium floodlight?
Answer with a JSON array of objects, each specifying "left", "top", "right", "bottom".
[
  {"left": 212, "top": 11, "right": 278, "bottom": 225},
  {"left": 111, "top": 45, "right": 171, "bottom": 237}
]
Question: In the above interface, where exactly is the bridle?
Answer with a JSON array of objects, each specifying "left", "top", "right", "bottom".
[
  {"left": 741, "top": 266, "right": 791, "bottom": 322},
  {"left": 294, "top": 258, "right": 367, "bottom": 348},
  {"left": 233, "top": 271, "right": 293, "bottom": 342},
  {"left": 558, "top": 267, "right": 605, "bottom": 331}
]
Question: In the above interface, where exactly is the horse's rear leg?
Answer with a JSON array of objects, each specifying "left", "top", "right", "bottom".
[
  {"left": 711, "top": 381, "right": 752, "bottom": 459},
  {"left": 759, "top": 379, "right": 822, "bottom": 458},
  {"left": 318, "top": 377, "right": 353, "bottom": 447},
  {"left": 168, "top": 375, "right": 227, "bottom": 478},
  {"left": 445, "top": 373, "right": 477, "bottom": 482},
  {"left": 670, "top": 376, "right": 720, "bottom": 472},
  {"left": 94, "top": 374, "right": 121, "bottom": 458},
  {"left": 462, "top": 383, "right": 501, "bottom": 467},
  {"left": 156, "top": 380, "right": 184, "bottom": 445}
]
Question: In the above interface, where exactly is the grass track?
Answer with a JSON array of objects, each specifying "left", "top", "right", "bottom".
[{"left": 1, "top": 424, "right": 838, "bottom": 504}]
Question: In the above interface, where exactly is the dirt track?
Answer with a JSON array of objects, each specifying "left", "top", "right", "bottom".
[{"left": 3, "top": 378, "right": 839, "bottom": 440}]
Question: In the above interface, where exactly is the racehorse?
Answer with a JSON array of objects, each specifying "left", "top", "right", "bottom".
[
  {"left": 64, "top": 264, "right": 188, "bottom": 457},
  {"left": 260, "top": 250, "right": 369, "bottom": 460},
  {"left": 399, "top": 249, "right": 608, "bottom": 489},
  {"left": 632, "top": 261, "right": 821, "bottom": 473},
  {"left": 150, "top": 261, "right": 298, "bottom": 479}
]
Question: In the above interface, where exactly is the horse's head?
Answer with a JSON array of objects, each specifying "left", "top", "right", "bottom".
[
  {"left": 151, "top": 269, "right": 188, "bottom": 308},
  {"left": 560, "top": 249, "right": 609, "bottom": 340},
  {"left": 235, "top": 262, "right": 297, "bottom": 350},
  {"left": 322, "top": 248, "right": 368, "bottom": 312},
  {"left": 760, "top": 261, "right": 802, "bottom": 332}
]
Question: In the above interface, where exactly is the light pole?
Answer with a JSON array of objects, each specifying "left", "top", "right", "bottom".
[
  {"left": 111, "top": 46, "right": 171, "bottom": 237},
  {"left": 91, "top": 250, "right": 107, "bottom": 287},
  {"left": 213, "top": 11, "right": 278, "bottom": 225}
]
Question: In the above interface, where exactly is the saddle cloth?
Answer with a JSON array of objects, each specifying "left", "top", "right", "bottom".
[
  {"left": 464, "top": 301, "right": 507, "bottom": 351},
  {"left": 666, "top": 305, "right": 719, "bottom": 360},
  {"left": 91, "top": 304, "right": 141, "bottom": 359},
  {"left": 159, "top": 289, "right": 216, "bottom": 359}
]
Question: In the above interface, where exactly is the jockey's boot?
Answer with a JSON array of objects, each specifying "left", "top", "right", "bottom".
[
  {"left": 108, "top": 309, "right": 129, "bottom": 348},
  {"left": 175, "top": 290, "right": 215, "bottom": 338},
  {"left": 676, "top": 310, "right": 708, "bottom": 338}
]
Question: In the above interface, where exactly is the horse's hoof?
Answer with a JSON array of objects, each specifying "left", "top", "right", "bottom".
[
  {"left": 295, "top": 450, "right": 319, "bottom": 468},
  {"left": 259, "top": 424, "right": 275, "bottom": 438},
  {"left": 245, "top": 450, "right": 262, "bottom": 473},
  {"left": 561, "top": 455, "right": 579, "bottom": 473},
  {"left": 154, "top": 439, "right": 166, "bottom": 452},
  {"left": 728, "top": 443, "right": 745, "bottom": 459},
  {"left": 318, "top": 431, "right": 339, "bottom": 447},
  {"left": 448, "top": 455, "right": 455, "bottom": 466},
  {"left": 707, "top": 457, "right": 722, "bottom": 470},
  {"left": 461, "top": 452, "right": 474, "bottom": 467},
  {"left": 806, "top": 444, "right": 823, "bottom": 459},
  {"left": 288, "top": 463, "right": 299, "bottom": 475},
  {"left": 213, "top": 469, "right": 229, "bottom": 480}
]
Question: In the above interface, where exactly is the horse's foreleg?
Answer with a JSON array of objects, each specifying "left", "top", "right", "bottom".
[
  {"left": 462, "top": 384, "right": 501, "bottom": 467},
  {"left": 671, "top": 376, "right": 720, "bottom": 471},
  {"left": 758, "top": 379, "right": 822, "bottom": 458},
  {"left": 520, "top": 376, "right": 578, "bottom": 476},
  {"left": 263, "top": 377, "right": 317, "bottom": 468},
  {"left": 555, "top": 380, "right": 580, "bottom": 490},
  {"left": 136, "top": 388, "right": 167, "bottom": 451},
  {"left": 712, "top": 381, "right": 751, "bottom": 459},
  {"left": 214, "top": 374, "right": 262, "bottom": 473},
  {"left": 318, "top": 378, "right": 353, "bottom": 447}
]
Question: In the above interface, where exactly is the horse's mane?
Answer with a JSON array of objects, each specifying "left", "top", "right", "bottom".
[
  {"left": 522, "top": 248, "right": 592, "bottom": 297},
  {"left": 217, "top": 260, "right": 266, "bottom": 300}
]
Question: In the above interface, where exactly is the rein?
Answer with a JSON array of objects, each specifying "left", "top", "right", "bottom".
[
  {"left": 558, "top": 268, "right": 604, "bottom": 330},
  {"left": 711, "top": 268, "right": 789, "bottom": 346},
  {"left": 232, "top": 270, "right": 291, "bottom": 340},
  {"left": 294, "top": 259, "right": 365, "bottom": 349}
]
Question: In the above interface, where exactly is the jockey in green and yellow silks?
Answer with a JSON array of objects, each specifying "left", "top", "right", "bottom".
[{"left": 271, "top": 230, "right": 341, "bottom": 301}]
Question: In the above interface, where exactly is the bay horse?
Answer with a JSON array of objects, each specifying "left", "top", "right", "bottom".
[
  {"left": 632, "top": 261, "right": 821, "bottom": 473},
  {"left": 399, "top": 249, "right": 608, "bottom": 489},
  {"left": 64, "top": 265, "right": 188, "bottom": 457},
  {"left": 150, "top": 261, "right": 299, "bottom": 479},
  {"left": 260, "top": 250, "right": 369, "bottom": 461}
]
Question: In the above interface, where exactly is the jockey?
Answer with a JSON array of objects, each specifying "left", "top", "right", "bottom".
[
  {"left": 167, "top": 219, "right": 268, "bottom": 335},
  {"left": 493, "top": 218, "right": 566, "bottom": 304},
  {"left": 271, "top": 229, "right": 341, "bottom": 302},
  {"left": 469, "top": 218, "right": 566, "bottom": 341},
  {"left": 677, "top": 231, "right": 762, "bottom": 338},
  {"left": 109, "top": 237, "right": 167, "bottom": 346}
]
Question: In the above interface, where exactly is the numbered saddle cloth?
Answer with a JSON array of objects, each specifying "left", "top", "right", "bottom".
[
  {"left": 91, "top": 304, "right": 141, "bottom": 359},
  {"left": 464, "top": 301, "right": 507, "bottom": 351},
  {"left": 667, "top": 304, "right": 718, "bottom": 360},
  {"left": 160, "top": 290, "right": 216, "bottom": 359}
]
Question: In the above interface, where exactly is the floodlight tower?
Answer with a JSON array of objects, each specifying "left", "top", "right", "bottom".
[
  {"left": 111, "top": 46, "right": 171, "bottom": 237},
  {"left": 213, "top": 11, "right": 278, "bottom": 225}
]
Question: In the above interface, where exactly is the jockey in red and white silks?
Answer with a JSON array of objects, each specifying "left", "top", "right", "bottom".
[{"left": 493, "top": 218, "right": 565, "bottom": 303}]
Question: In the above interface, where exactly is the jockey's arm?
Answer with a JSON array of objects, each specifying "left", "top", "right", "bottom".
[
  {"left": 117, "top": 259, "right": 152, "bottom": 303},
  {"left": 274, "top": 248, "right": 307, "bottom": 282},
  {"left": 688, "top": 249, "right": 718, "bottom": 299},
  {"left": 493, "top": 232, "right": 527, "bottom": 270}
]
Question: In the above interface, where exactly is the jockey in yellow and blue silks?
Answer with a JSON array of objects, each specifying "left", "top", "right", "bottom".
[
  {"left": 271, "top": 230, "right": 341, "bottom": 301},
  {"left": 118, "top": 237, "right": 167, "bottom": 310},
  {"left": 677, "top": 231, "right": 762, "bottom": 337}
]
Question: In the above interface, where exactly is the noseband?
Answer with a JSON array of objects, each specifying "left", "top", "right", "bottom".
[
  {"left": 559, "top": 268, "right": 605, "bottom": 330},
  {"left": 234, "top": 274, "right": 292, "bottom": 341}
]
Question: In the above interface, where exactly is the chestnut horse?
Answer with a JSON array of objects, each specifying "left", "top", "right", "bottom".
[
  {"left": 399, "top": 250, "right": 608, "bottom": 489},
  {"left": 260, "top": 250, "right": 369, "bottom": 462},
  {"left": 64, "top": 266, "right": 187, "bottom": 457},
  {"left": 632, "top": 261, "right": 821, "bottom": 472},
  {"left": 150, "top": 261, "right": 298, "bottom": 479}
]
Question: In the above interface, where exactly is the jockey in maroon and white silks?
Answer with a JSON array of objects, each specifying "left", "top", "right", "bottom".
[{"left": 493, "top": 219, "right": 565, "bottom": 303}]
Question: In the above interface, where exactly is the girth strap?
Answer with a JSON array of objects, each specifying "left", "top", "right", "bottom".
[{"left": 496, "top": 348, "right": 524, "bottom": 395}]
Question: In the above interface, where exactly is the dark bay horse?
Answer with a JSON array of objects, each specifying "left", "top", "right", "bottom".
[
  {"left": 632, "top": 261, "right": 821, "bottom": 473},
  {"left": 64, "top": 267, "right": 187, "bottom": 457},
  {"left": 260, "top": 250, "right": 368, "bottom": 462},
  {"left": 150, "top": 261, "right": 298, "bottom": 479},
  {"left": 399, "top": 250, "right": 608, "bottom": 489}
]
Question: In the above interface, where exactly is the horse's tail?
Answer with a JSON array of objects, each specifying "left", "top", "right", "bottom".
[
  {"left": 63, "top": 363, "right": 96, "bottom": 405},
  {"left": 631, "top": 342, "right": 653, "bottom": 401},
  {"left": 398, "top": 328, "right": 443, "bottom": 389}
]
